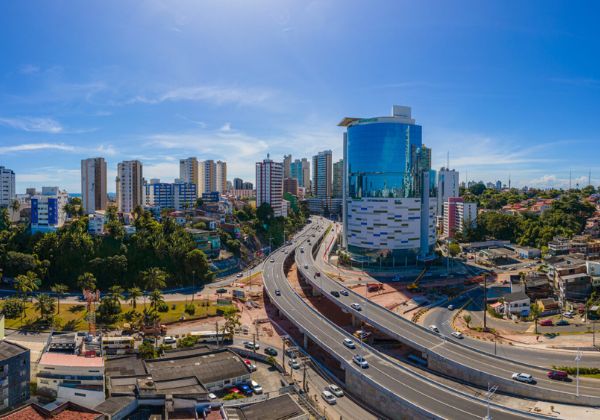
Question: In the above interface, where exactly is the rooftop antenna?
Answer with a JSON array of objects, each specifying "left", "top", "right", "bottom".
[{"left": 446, "top": 151, "right": 449, "bottom": 170}]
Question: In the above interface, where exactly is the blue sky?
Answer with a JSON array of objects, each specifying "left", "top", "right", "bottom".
[{"left": 1, "top": 0, "right": 599, "bottom": 192}]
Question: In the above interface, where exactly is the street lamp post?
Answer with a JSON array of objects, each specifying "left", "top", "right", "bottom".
[
  {"left": 575, "top": 350, "right": 582, "bottom": 397},
  {"left": 484, "top": 383, "right": 498, "bottom": 420}
]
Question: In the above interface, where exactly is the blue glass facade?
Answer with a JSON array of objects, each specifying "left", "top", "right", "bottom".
[{"left": 347, "top": 122, "right": 424, "bottom": 199}]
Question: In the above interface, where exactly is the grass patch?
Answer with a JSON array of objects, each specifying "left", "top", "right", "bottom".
[
  {"left": 583, "top": 374, "right": 600, "bottom": 379},
  {"left": 1, "top": 299, "right": 234, "bottom": 331}
]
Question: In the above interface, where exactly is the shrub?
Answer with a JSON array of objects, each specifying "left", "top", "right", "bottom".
[
  {"left": 184, "top": 303, "right": 196, "bottom": 315},
  {"left": 2, "top": 298, "right": 24, "bottom": 319},
  {"left": 552, "top": 366, "right": 600, "bottom": 375},
  {"left": 157, "top": 302, "right": 169, "bottom": 313},
  {"left": 223, "top": 392, "right": 245, "bottom": 400},
  {"left": 177, "top": 335, "right": 199, "bottom": 348},
  {"left": 171, "top": 303, "right": 176, "bottom": 310},
  {"left": 138, "top": 342, "right": 157, "bottom": 360}
]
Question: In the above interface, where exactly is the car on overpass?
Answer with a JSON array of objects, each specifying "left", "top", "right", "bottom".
[
  {"left": 512, "top": 373, "right": 535, "bottom": 384},
  {"left": 343, "top": 338, "right": 356, "bottom": 349},
  {"left": 321, "top": 389, "right": 337, "bottom": 405},
  {"left": 351, "top": 303, "right": 362, "bottom": 311},
  {"left": 353, "top": 354, "right": 369, "bottom": 368}
]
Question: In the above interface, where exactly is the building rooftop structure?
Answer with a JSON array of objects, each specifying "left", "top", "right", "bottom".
[
  {"left": 0, "top": 340, "right": 29, "bottom": 361},
  {"left": 503, "top": 291, "right": 530, "bottom": 303},
  {"left": 105, "top": 355, "right": 147, "bottom": 377},
  {"left": 3, "top": 401, "right": 103, "bottom": 420},
  {"left": 39, "top": 352, "right": 104, "bottom": 368},
  {"left": 223, "top": 394, "right": 307, "bottom": 420}
]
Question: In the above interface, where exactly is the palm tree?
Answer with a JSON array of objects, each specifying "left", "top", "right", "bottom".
[
  {"left": 463, "top": 313, "right": 472, "bottom": 329},
  {"left": 108, "top": 285, "right": 124, "bottom": 303},
  {"left": 34, "top": 294, "right": 56, "bottom": 322},
  {"left": 15, "top": 271, "right": 39, "bottom": 320},
  {"left": 149, "top": 289, "right": 165, "bottom": 311},
  {"left": 10, "top": 199, "right": 20, "bottom": 214},
  {"left": 128, "top": 287, "right": 142, "bottom": 309},
  {"left": 50, "top": 283, "right": 69, "bottom": 314},
  {"left": 140, "top": 267, "right": 167, "bottom": 292},
  {"left": 77, "top": 272, "right": 97, "bottom": 291},
  {"left": 530, "top": 303, "right": 541, "bottom": 334}
]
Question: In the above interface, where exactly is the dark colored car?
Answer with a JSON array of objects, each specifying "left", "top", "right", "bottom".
[
  {"left": 264, "top": 347, "right": 278, "bottom": 356},
  {"left": 239, "top": 384, "right": 253, "bottom": 396},
  {"left": 331, "top": 290, "right": 340, "bottom": 298},
  {"left": 556, "top": 319, "right": 570, "bottom": 326},
  {"left": 547, "top": 370, "right": 570, "bottom": 381},
  {"left": 216, "top": 288, "right": 227, "bottom": 294}
]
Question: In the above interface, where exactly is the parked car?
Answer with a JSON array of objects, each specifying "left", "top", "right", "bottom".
[
  {"left": 556, "top": 319, "right": 570, "bottom": 326},
  {"left": 239, "top": 383, "right": 253, "bottom": 396},
  {"left": 251, "top": 380, "right": 263, "bottom": 394},
  {"left": 163, "top": 336, "right": 176, "bottom": 344},
  {"left": 563, "top": 311, "right": 574, "bottom": 318},
  {"left": 511, "top": 373, "right": 535, "bottom": 384},
  {"left": 331, "top": 290, "right": 340, "bottom": 298},
  {"left": 227, "top": 387, "right": 241, "bottom": 394},
  {"left": 447, "top": 304, "right": 455, "bottom": 310},
  {"left": 547, "top": 370, "right": 570, "bottom": 381},
  {"left": 328, "top": 384, "right": 344, "bottom": 397},
  {"left": 321, "top": 390, "right": 337, "bottom": 405},
  {"left": 351, "top": 303, "right": 362, "bottom": 311},
  {"left": 429, "top": 325, "right": 439, "bottom": 333},
  {"left": 216, "top": 288, "right": 227, "bottom": 294},
  {"left": 352, "top": 354, "right": 369, "bottom": 368},
  {"left": 539, "top": 319, "right": 553, "bottom": 326},
  {"left": 208, "top": 393, "right": 217, "bottom": 400},
  {"left": 451, "top": 331, "right": 463, "bottom": 339},
  {"left": 236, "top": 273, "right": 244, "bottom": 278},
  {"left": 340, "top": 290, "right": 349, "bottom": 296},
  {"left": 264, "top": 347, "right": 278, "bottom": 356},
  {"left": 244, "top": 359, "right": 257, "bottom": 372},
  {"left": 243, "top": 341, "right": 259, "bottom": 350},
  {"left": 343, "top": 338, "right": 356, "bottom": 349},
  {"left": 288, "top": 359, "right": 301, "bottom": 370}
]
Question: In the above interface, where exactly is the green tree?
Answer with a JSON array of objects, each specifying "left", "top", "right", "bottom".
[
  {"left": 222, "top": 307, "right": 241, "bottom": 338},
  {"left": 138, "top": 341, "right": 157, "bottom": 359},
  {"left": 184, "top": 249, "right": 212, "bottom": 284},
  {"left": 50, "top": 283, "right": 69, "bottom": 314},
  {"left": 140, "top": 267, "right": 167, "bottom": 292},
  {"left": 128, "top": 287, "right": 142, "bottom": 309},
  {"left": 77, "top": 272, "right": 97, "bottom": 291},
  {"left": 1, "top": 298, "right": 24, "bottom": 319},
  {"left": 463, "top": 313, "right": 472, "bottom": 328},
  {"left": 149, "top": 289, "right": 165, "bottom": 311},
  {"left": 0, "top": 208, "right": 10, "bottom": 231},
  {"left": 530, "top": 302, "right": 541, "bottom": 334},
  {"left": 34, "top": 294, "right": 56, "bottom": 322},
  {"left": 447, "top": 243, "right": 461, "bottom": 257},
  {"left": 14, "top": 271, "right": 39, "bottom": 319},
  {"left": 108, "top": 285, "right": 124, "bottom": 303}
]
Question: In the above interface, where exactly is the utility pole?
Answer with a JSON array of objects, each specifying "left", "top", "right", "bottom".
[
  {"left": 484, "top": 383, "right": 498, "bottom": 420},
  {"left": 191, "top": 270, "right": 196, "bottom": 302},
  {"left": 483, "top": 274, "right": 488, "bottom": 332},
  {"left": 253, "top": 332, "right": 257, "bottom": 354},
  {"left": 576, "top": 350, "right": 582, "bottom": 397},
  {"left": 282, "top": 339, "right": 287, "bottom": 374}
]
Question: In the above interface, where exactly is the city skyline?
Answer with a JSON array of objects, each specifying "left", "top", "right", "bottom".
[{"left": 2, "top": 1, "right": 600, "bottom": 192}]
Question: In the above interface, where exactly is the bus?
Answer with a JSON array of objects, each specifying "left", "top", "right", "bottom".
[
  {"left": 188, "top": 330, "right": 233, "bottom": 344},
  {"left": 102, "top": 336, "right": 134, "bottom": 355}
]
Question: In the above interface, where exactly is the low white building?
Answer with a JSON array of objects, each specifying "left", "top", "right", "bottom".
[
  {"left": 502, "top": 291, "right": 531, "bottom": 317},
  {"left": 37, "top": 353, "right": 105, "bottom": 407},
  {"left": 87, "top": 211, "right": 106, "bottom": 235},
  {"left": 30, "top": 187, "right": 69, "bottom": 233}
]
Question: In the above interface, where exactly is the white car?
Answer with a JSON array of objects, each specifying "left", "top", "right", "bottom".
[
  {"left": 251, "top": 380, "right": 263, "bottom": 394},
  {"left": 321, "top": 390, "right": 337, "bottom": 405},
  {"left": 243, "top": 341, "right": 260, "bottom": 350},
  {"left": 447, "top": 304, "right": 455, "bottom": 310},
  {"left": 512, "top": 373, "right": 535, "bottom": 384},
  {"left": 343, "top": 338, "right": 356, "bottom": 349},
  {"left": 236, "top": 273, "right": 243, "bottom": 278},
  {"left": 288, "top": 359, "right": 301, "bottom": 370},
  {"left": 429, "top": 325, "right": 439, "bottom": 333},
  {"left": 451, "top": 331, "right": 463, "bottom": 339},
  {"left": 352, "top": 354, "right": 369, "bottom": 368},
  {"left": 163, "top": 336, "right": 176, "bottom": 344},
  {"left": 351, "top": 303, "right": 362, "bottom": 311},
  {"left": 328, "top": 384, "right": 344, "bottom": 397},
  {"left": 270, "top": 258, "right": 275, "bottom": 263},
  {"left": 340, "top": 290, "right": 349, "bottom": 296},
  {"left": 208, "top": 392, "right": 217, "bottom": 400}
]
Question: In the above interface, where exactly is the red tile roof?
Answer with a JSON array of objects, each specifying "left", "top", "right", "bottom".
[{"left": 3, "top": 402, "right": 103, "bottom": 420}]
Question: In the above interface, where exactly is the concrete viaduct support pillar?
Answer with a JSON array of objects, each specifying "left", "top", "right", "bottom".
[
  {"left": 303, "top": 333, "right": 309, "bottom": 349},
  {"left": 351, "top": 314, "right": 361, "bottom": 328},
  {"left": 311, "top": 286, "right": 321, "bottom": 297}
]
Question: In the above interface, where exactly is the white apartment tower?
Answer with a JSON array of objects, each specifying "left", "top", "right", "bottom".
[
  {"left": 116, "top": 160, "right": 143, "bottom": 214},
  {"left": 256, "top": 156, "right": 285, "bottom": 217},
  {"left": 0, "top": 166, "right": 16, "bottom": 207},
  {"left": 312, "top": 150, "right": 333, "bottom": 200},
  {"left": 437, "top": 167, "right": 459, "bottom": 217},
  {"left": 81, "top": 158, "right": 107, "bottom": 214},
  {"left": 216, "top": 160, "right": 227, "bottom": 193},
  {"left": 179, "top": 157, "right": 199, "bottom": 196}
]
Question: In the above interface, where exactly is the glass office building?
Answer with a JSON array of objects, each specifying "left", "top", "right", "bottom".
[{"left": 340, "top": 106, "right": 436, "bottom": 264}]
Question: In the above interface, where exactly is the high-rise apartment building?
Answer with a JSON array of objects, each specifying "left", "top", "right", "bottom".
[
  {"left": 256, "top": 156, "right": 286, "bottom": 217},
  {"left": 283, "top": 178, "right": 298, "bottom": 196},
  {"left": 340, "top": 105, "right": 436, "bottom": 263},
  {"left": 198, "top": 160, "right": 216, "bottom": 194},
  {"left": 312, "top": 150, "right": 333, "bottom": 200},
  {"left": 144, "top": 179, "right": 197, "bottom": 211},
  {"left": 0, "top": 341, "right": 30, "bottom": 412},
  {"left": 283, "top": 154, "right": 292, "bottom": 179},
  {"left": 179, "top": 157, "right": 199, "bottom": 196},
  {"left": 290, "top": 158, "right": 310, "bottom": 190},
  {"left": 81, "top": 158, "right": 107, "bottom": 214},
  {"left": 436, "top": 167, "right": 459, "bottom": 217},
  {"left": 31, "top": 187, "right": 69, "bottom": 233},
  {"left": 216, "top": 160, "right": 227, "bottom": 193},
  {"left": 332, "top": 159, "right": 344, "bottom": 198},
  {"left": 233, "top": 178, "right": 244, "bottom": 190},
  {"left": 0, "top": 166, "right": 16, "bottom": 207},
  {"left": 242, "top": 181, "right": 253, "bottom": 190},
  {"left": 443, "top": 197, "right": 477, "bottom": 238},
  {"left": 116, "top": 160, "right": 143, "bottom": 214}
]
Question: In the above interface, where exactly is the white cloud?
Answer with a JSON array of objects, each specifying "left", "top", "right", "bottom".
[
  {"left": 220, "top": 122, "right": 232, "bottom": 132},
  {"left": 19, "top": 64, "right": 40, "bottom": 75},
  {"left": 127, "top": 85, "right": 277, "bottom": 107},
  {"left": 0, "top": 143, "right": 75, "bottom": 154},
  {"left": 0, "top": 117, "right": 63, "bottom": 133}
]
